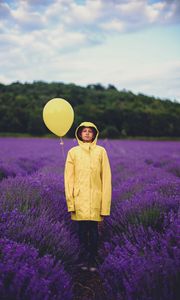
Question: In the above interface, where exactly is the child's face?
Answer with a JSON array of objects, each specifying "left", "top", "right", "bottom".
[{"left": 81, "top": 127, "right": 94, "bottom": 142}]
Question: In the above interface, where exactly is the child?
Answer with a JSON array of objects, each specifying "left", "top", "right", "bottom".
[{"left": 64, "top": 121, "right": 112, "bottom": 272}]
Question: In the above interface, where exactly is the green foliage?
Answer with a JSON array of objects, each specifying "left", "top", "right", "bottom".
[
  {"left": 101, "top": 125, "right": 120, "bottom": 138},
  {"left": 0, "top": 81, "right": 179, "bottom": 138}
]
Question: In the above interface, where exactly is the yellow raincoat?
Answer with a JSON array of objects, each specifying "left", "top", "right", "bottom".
[{"left": 64, "top": 121, "right": 112, "bottom": 221}]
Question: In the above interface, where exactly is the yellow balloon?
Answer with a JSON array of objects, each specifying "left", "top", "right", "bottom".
[{"left": 43, "top": 98, "right": 74, "bottom": 136}]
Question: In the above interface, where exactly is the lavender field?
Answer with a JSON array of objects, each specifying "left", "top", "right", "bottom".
[{"left": 0, "top": 137, "right": 179, "bottom": 300}]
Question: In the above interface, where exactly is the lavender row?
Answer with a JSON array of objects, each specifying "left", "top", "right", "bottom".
[
  {"left": 0, "top": 137, "right": 180, "bottom": 299},
  {"left": 0, "top": 237, "right": 72, "bottom": 300}
]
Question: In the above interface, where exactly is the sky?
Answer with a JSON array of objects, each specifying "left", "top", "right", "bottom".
[{"left": 0, "top": 0, "right": 180, "bottom": 101}]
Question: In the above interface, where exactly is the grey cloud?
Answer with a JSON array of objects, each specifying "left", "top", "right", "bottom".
[
  {"left": 0, "top": 2, "right": 11, "bottom": 18},
  {"left": 0, "top": 3, "right": 45, "bottom": 34},
  {"left": 31, "top": 0, "right": 53, "bottom": 4},
  {"left": 22, "top": 0, "right": 56, "bottom": 7},
  {"left": 1, "top": 0, "right": 179, "bottom": 36},
  {"left": 0, "top": 0, "right": 179, "bottom": 50},
  {"left": 165, "top": 0, "right": 180, "bottom": 22},
  {"left": 14, "top": 17, "right": 45, "bottom": 32},
  {"left": 58, "top": 0, "right": 180, "bottom": 38}
]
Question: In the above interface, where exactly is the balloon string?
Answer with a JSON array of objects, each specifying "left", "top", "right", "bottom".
[{"left": 60, "top": 137, "right": 65, "bottom": 160}]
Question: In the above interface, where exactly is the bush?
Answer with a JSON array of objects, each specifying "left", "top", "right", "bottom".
[{"left": 101, "top": 125, "right": 120, "bottom": 138}]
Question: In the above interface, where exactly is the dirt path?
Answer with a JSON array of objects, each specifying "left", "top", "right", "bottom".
[
  {"left": 71, "top": 267, "right": 109, "bottom": 300},
  {"left": 68, "top": 221, "right": 110, "bottom": 299}
]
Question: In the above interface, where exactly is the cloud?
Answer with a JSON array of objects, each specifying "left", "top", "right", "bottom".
[
  {"left": 1, "top": 1, "right": 180, "bottom": 35},
  {"left": 0, "top": 1, "right": 178, "bottom": 56},
  {"left": 0, "top": 2, "right": 11, "bottom": 19},
  {"left": 0, "top": 0, "right": 180, "bottom": 100}
]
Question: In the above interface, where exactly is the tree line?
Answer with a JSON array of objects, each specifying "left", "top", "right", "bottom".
[{"left": 0, "top": 81, "right": 179, "bottom": 138}]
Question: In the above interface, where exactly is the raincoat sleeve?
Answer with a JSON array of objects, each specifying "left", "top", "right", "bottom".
[
  {"left": 100, "top": 148, "right": 112, "bottom": 216},
  {"left": 64, "top": 149, "right": 75, "bottom": 212}
]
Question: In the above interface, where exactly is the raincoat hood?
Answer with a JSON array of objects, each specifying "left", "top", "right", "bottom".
[{"left": 75, "top": 121, "right": 99, "bottom": 150}]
